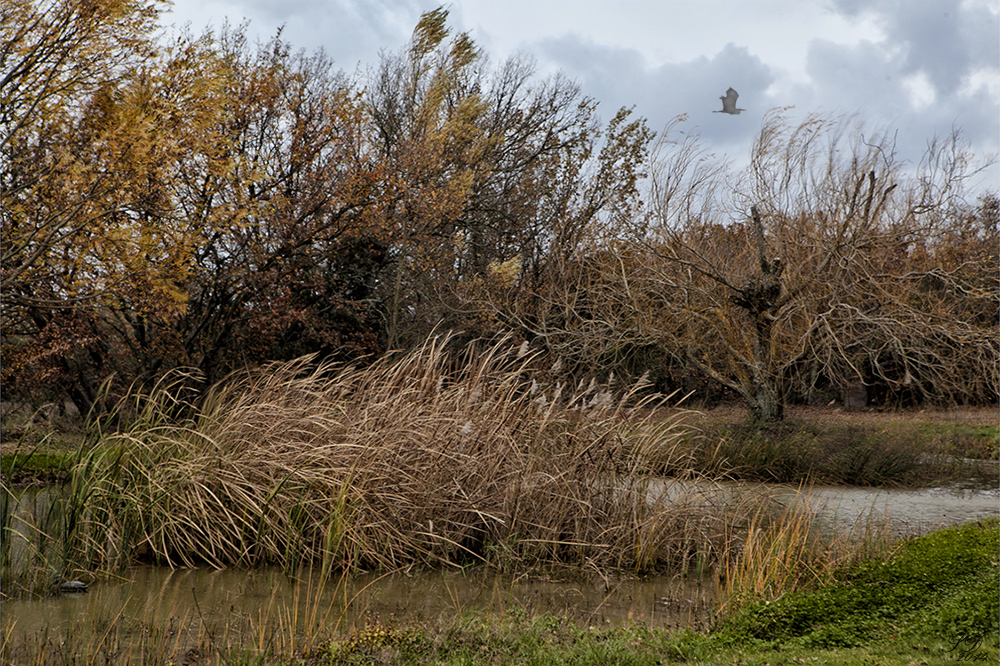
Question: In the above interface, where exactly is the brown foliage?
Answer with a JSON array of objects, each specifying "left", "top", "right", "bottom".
[
  {"left": 496, "top": 113, "right": 998, "bottom": 418},
  {"left": 2, "top": 5, "right": 996, "bottom": 419}
]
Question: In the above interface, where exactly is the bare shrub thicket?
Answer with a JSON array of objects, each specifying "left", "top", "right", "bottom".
[
  {"left": 498, "top": 112, "right": 998, "bottom": 419},
  {"left": 66, "top": 335, "right": 752, "bottom": 575}
]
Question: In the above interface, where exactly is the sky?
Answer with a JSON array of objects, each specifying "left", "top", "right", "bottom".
[{"left": 163, "top": 0, "right": 1000, "bottom": 196}]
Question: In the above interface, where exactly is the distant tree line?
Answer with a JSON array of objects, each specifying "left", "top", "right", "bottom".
[{"left": 3, "top": 1, "right": 997, "bottom": 421}]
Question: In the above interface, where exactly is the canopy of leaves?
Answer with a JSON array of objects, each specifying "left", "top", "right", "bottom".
[{"left": 1, "top": 3, "right": 996, "bottom": 419}]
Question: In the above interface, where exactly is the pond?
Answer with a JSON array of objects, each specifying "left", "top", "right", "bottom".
[
  {"left": 771, "top": 480, "right": 999, "bottom": 536},
  {"left": 1, "top": 562, "right": 718, "bottom": 640},
  {"left": 2, "top": 475, "right": 997, "bottom": 660}
]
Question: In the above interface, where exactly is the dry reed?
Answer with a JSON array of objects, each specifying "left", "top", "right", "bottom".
[
  {"left": 716, "top": 484, "right": 903, "bottom": 616},
  {"left": 66, "top": 334, "right": 753, "bottom": 576}
]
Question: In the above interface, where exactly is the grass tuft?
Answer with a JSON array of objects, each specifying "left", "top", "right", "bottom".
[
  {"left": 716, "top": 484, "right": 902, "bottom": 617},
  {"left": 47, "top": 334, "right": 753, "bottom": 578}
]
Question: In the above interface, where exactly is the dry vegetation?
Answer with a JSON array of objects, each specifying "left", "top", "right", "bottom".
[
  {"left": 50, "top": 335, "right": 758, "bottom": 580},
  {"left": 5, "top": 1, "right": 996, "bottom": 424},
  {"left": 717, "top": 488, "right": 902, "bottom": 617}
]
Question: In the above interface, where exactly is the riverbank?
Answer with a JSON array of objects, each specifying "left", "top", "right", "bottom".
[
  {"left": 2, "top": 355, "right": 996, "bottom": 664},
  {"left": 2, "top": 520, "right": 995, "bottom": 665},
  {"left": 272, "top": 519, "right": 1000, "bottom": 665}
]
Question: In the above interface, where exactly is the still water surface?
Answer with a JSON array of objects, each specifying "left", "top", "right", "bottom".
[
  {"left": 3, "top": 564, "right": 718, "bottom": 639},
  {"left": 3, "top": 477, "right": 997, "bottom": 646}
]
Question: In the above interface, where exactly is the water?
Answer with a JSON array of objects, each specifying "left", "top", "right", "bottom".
[
  {"left": 771, "top": 483, "right": 1000, "bottom": 537},
  {"left": 1, "top": 565, "right": 717, "bottom": 638},
  {"left": 641, "top": 477, "right": 1000, "bottom": 537},
  {"left": 2, "top": 476, "right": 997, "bottom": 657}
]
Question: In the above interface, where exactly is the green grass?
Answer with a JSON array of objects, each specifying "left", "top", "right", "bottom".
[
  {"left": 1, "top": 405, "right": 87, "bottom": 485},
  {"left": 0, "top": 451, "right": 73, "bottom": 484},
  {"left": 713, "top": 519, "right": 999, "bottom": 649},
  {"left": 306, "top": 520, "right": 1000, "bottom": 665},
  {"left": 913, "top": 421, "right": 1000, "bottom": 459}
]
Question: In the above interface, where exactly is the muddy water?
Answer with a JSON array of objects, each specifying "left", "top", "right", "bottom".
[
  {"left": 1, "top": 564, "right": 718, "bottom": 653},
  {"left": 2, "top": 477, "right": 997, "bottom": 648}
]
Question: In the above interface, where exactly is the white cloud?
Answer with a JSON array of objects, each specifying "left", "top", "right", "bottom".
[
  {"left": 960, "top": 67, "right": 1000, "bottom": 99},
  {"left": 901, "top": 71, "right": 937, "bottom": 111}
]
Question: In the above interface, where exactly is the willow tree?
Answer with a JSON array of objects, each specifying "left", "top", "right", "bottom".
[
  {"left": 517, "top": 112, "right": 996, "bottom": 421},
  {"left": 633, "top": 113, "right": 996, "bottom": 420},
  {"left": 365, "top": 8, "right": 652, "bottom": 349}
]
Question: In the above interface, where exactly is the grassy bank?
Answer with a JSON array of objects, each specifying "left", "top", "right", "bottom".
[
  {"left": 650, "top": 405, "right": 999, "bottom": 486},
  {"left": 243, "top": 519, "right": 1000, "bottom": 665},
  {"left": 0, "top": 450, "right": 73, "bottom": 486},
  {"left": 6, "top": 402, "right": 995, "bottom": 490},
  {"left": 0, "top": 403, "right": 84, "bottom": 485}
]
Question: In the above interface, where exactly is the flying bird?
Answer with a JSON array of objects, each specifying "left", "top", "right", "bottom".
[{"left": 714, "top": 88, "right": 745, "bottom": 115}]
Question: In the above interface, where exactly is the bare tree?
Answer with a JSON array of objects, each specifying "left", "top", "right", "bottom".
[
  {"left": 638, "top": 113, "right": 996, "bottom": 419},
  {"left": 503, "top": 112, "right": 997, "bottom": 421}
]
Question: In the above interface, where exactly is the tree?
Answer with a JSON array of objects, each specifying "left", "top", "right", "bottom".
[
  {"left": 364, "top": 7, "right": 491, "bottom": 348},
  {"left": 3, "top": 4, "right": 649, "bottom": 410},
  {"left": 640, "top": 114, "right": 997, "bottom": 419},
  {"left": 1, "top": 0, "right": 197, "bottom": 408},
  {"left": 163, "top": 27, "right": 375, "bottom": 384},
  {"left": 1, "top": 0, "right": 163, "bottom": 307},
  {"left": 478, "top": 106, "right": 655, "bottom": 366},
  {"left": 2, "top": 9, "right": 376, "bottom": 409},
  {"left": 517, "top": 112, "right": 997, "bottom": 421}
]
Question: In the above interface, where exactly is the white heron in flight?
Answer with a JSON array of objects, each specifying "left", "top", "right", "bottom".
[{"left": 714, "top": 88, "right": 745, "bottom": 115}]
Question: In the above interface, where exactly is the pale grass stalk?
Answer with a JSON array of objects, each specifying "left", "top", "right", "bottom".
[
  {"left": 51, "top": 333, "right": 761, "bottom": 582},
  {"left": 717, "top": 484, "right": 902, "bottom": 617}
]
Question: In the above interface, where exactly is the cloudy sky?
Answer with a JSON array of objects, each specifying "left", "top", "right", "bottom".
[{"left": 164, "top": 0, "right": 1000, "bottom": 194}]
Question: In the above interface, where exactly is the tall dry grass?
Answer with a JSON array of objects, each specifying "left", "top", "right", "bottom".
[
  {"left": 63, "top": 334, "right": 754, "bottom": 577},
  {"left": 716, "top": 485, "right": 903, "bottom": 617}
]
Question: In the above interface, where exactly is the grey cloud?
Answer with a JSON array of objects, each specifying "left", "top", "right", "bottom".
[
  {"left": 535, "top": 35, "right": 775, "bottom": 149},
  {"left": 805, "top": 39, "right": 905, "bottom": 109},
  {"left": 166, "top": 0, "right": 996, "bottom": 189},
  {"left": 535, "top": 19, "right": 995, "bottom": 189},
  {"left": 204, "top": 0, "right": 428, "bottom": 70},
  {"left": 805, "top": 2, "right": 998, "bottom": 177},
  {"left": 831, "top": 0, "right": 999, "bottom": 94}
]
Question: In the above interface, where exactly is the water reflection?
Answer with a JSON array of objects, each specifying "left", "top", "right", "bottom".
[
  {"left": 1, "top": 483, "right": 61, "bottom": 578},
  {"left": 3, "top": 475, "right": 997, "bottom": 651},
  {"left": 2, "top": 564, "right": 717, "bottom": 648}
]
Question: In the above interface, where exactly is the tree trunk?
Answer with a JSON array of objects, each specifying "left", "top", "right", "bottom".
[
  {"left": 734, "top": 206, "right": 786, "bottom": 422},
  {"left": 751, "top": 376, "right": 784, "bottom": 422}
]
